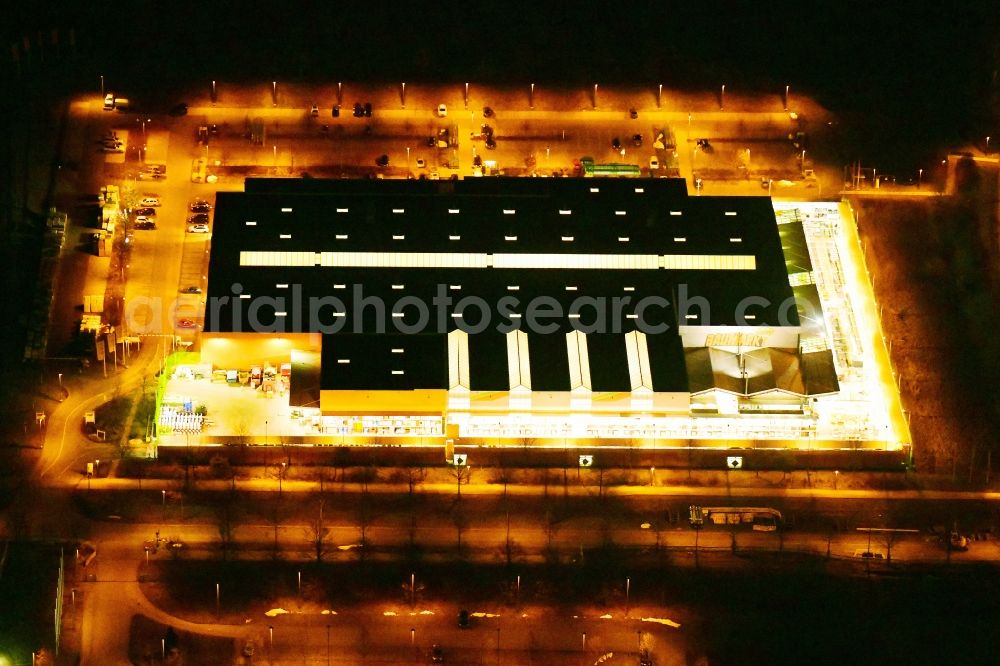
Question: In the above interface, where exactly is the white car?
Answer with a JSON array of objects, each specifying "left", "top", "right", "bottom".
[
  {"left": 437, "top": 104, "right": 447, "bottom": 118},
  {"left": 140, "top": 197, "right": 161, "bottom": 207},
  {"left": 416, "top": 158, "right": 426, "bottom": 169},
  {"left": 135, "top": 215, "right": 155, "bottom": 224},
  {"left": 187, "top": 223, "right": 210, "bottom": 233},
  {"left": 649, "top": 156, "right": 660, "bottom": 171}
]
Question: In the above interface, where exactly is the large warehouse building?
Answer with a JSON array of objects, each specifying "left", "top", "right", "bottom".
[{"left": 190, "top": 177, "right": 843, "bottom": 443}]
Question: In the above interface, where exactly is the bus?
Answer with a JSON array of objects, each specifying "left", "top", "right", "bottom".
[{"left": 579, "top": 157, "right": 641, "bottom": 178}]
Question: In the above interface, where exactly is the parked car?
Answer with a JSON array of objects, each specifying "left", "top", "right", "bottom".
[
  {"left": 140, "top": 197, "right": 161, "bottom": 207},
  {"left": 134, "top": 207, "right": 156, "bottom": 217},
  {"left": 134, "top": 220, "right": 157, "bottom": 230},
  {"left": 181, "top": 286, "right": 202, "bottom": 294},
  {"left": 189, "top": 201, "right": 212, "bottom": 212},
  {"left": 415, "top": 158, "right": 426, "bottom": 169},
  {"left": 176, "top": 318, "right": 196, "bottom": 328},
  {"left": 135, "top": 215, "right": 155, "bottom": 225},
  {"left": 188, "top": 213, "right": 210, "bottom": 224},
  {"left": 437, "top": 103, "right": 447, "bottom": 117},
  {"left": 187, "top": 223, "right": 210, "bottom": 233},
  {"left": 649, "top": 156, "right": 659, "bottom": 170}
]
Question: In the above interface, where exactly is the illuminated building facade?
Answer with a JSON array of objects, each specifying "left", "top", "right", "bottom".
[{"left": 199, "top": 178, "right": 844, "bottom": 442}]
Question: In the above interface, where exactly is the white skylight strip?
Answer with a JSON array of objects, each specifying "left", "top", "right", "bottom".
[
  {"left": 279, "top": 234, "right": 291, "bottom": 239},
  {"left": 730, "top": 237, "right": 743, "bottom": 243},
  {"left": 589, "top": 187, "right": 600, "bottom": 193},
  {"left": 245, "top": 252, "right": 754, "bottom": 271},
  {"left": 276, "top": 283, "right": 289, "bottom": 289},
  {"left": 559, "top": 209, "right": 572, "bottom": 215},
  {"left": 618, "top": 236, "right": 630, "bottom": 242},
  {"left": 392, "top": 208, "right": 405, "bottom": 214},
  {"left": 245, "top": 221, "right": 257, "bottom": 226},
  {"left": 493, "top": 254, "right": 660, "bottom": 270},
  {"left": 448, "top": 208, "right": 460, "bottom": 214},
  {"left": 337, "top": 358, "right": 350, "bottom": 364},
  {"left": 725, "top": 211, "right": 738, "bottom": 216},
  {"left": 669, "top": 211, "right": 682, "bottom": 216},
  {"left": 392, "top": 234, "right": 405, "bottom": 240},
  {"left": 391, "top": 348, "right": 404, "bottom": 353},
  {"left": 503, "top": 209, "right": 516, "bottom": 215},
  {"left": 391, "top": 284, "right": 405, "bottom": 290},
  {"left": 281, "top": 207, "right": 293, "bottom": 213},
  {"left": 634, "top": 187, "right": 644, "bottom": 193},
  {"left": 319, "top": 252, "right": 488, "bottom": 269},
  {"left": 505, "top": 235, "right": 518, "bottom": 241},
  {"left": 561, "top": 236, "right": 574, "bottom": 242},
  {"left": 615, "top": 210, "right": 627, "bottom": 216},
  {"left": 335, "top": 234, "right": 348, "bottom": 240},
  {"left": 336, "top": 208, "right": 349, "bottom": 213},
  {"left": 659, "top": 255, "right": 756, "bottom": 270},
  {"left": 449, "top": 235, "right": 461, "bottom": 240},
  {"left": 391, "top": 370, "right": 404, "bottom": 375}
]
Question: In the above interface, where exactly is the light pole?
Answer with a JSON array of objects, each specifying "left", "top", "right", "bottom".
[
  {"left": 464, "top": 82, "right": 469, "bottom": 108},
  {"left": 269, "top": 625, "right": 274, "bottom": 665},
  {"left": 918, "top": 168, "right": 923, "bottom": 188},
  {"left": 410, "top": 572, "right": 415, "bottom": 606},
  {"left": 657, "top": 83, "right": 662, "bottom": 108},
  {"left": 272, "top": 81, "right": 277, "bottom": 106},
  {"left": 784, "top": 84, "right": 790, "bottom": 110},
  {"left": 720, "top": 84, "right": 725, "bottom": 110},
  {"left": 216, "top": 582, "right": 220, "bottom": 617},
  {"left": 161, "top": 638, "right": 166, "bottom": 663},
  {"left": 406, "top": 146, "right": 410, "bottom": 174},
  {"left": 582, "top": 632, "right": 587, "bottom": 656},
  {"left": 986, "top": 136, "right": 991, "bottom": 153},
  {"left": 530, "top": 82, "right": 535, "bottom": 109},
  {"left": 593, "top": 83, "right": 598, "bottom": 110},
  {"left": 625, "top": 576, "right": 631, "bottom": 617},
  {"left": 401, "top": 82, "right": 406, "bottom": 108}
]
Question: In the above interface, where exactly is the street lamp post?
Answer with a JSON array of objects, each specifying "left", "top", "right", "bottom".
[
  {"left": 464, "top": 82, "right": 469, "bottom": 108},
  {"left": 401, "top": 82, "right": 406, "bottom": 108},
  {"left": 657, "top": 83, "right": 662, "bottom": 108},
  {"left": 269, "top": 625, "right": 274, "bottom": 665},
  {"left": 406, "top": 146, "right": 410, "bottom": 174},
  {"left": 410, "top": 572, "right": 415, "bottom": 606},
  {"left": 530, "top": 82, "right": 535, "bottom": 109},
  {"left": 784, "top": 84, "right": 790, "bottom": 110},
  {"left": 918, "top": 168, "right": 923, "bottom": 188},
  {"left": 216, "top": 582, "right": 220, "bottom": 617},
  {"left": 593, "top": 84, "right": 598, "bottom": 110},
  {"left": 720, "top": 84, "right": 725, "bottom": 110},
  {"left": 625, "top": 577, "right": 630, "bottom": 617}
]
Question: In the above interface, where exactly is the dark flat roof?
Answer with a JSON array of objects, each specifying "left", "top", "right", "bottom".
[
  {"left": 206, "top": 177, "right": 795, "bottom": 333},
  {"left": 206, "top": 177, "right": 798, "bottom": 395}
]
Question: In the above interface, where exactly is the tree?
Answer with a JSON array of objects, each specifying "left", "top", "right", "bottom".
[
  {"left": 305, "top": 498, "right": 329, "bottom": 563},
  {"left": 406, "top": 466, "right": 427, "bottom": 496},
  {"left": 450, "top": 464, "right": 471, "bottom": 498},
  {"left": 215, "top": 497, "right": 240, "bottom": 561}
]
